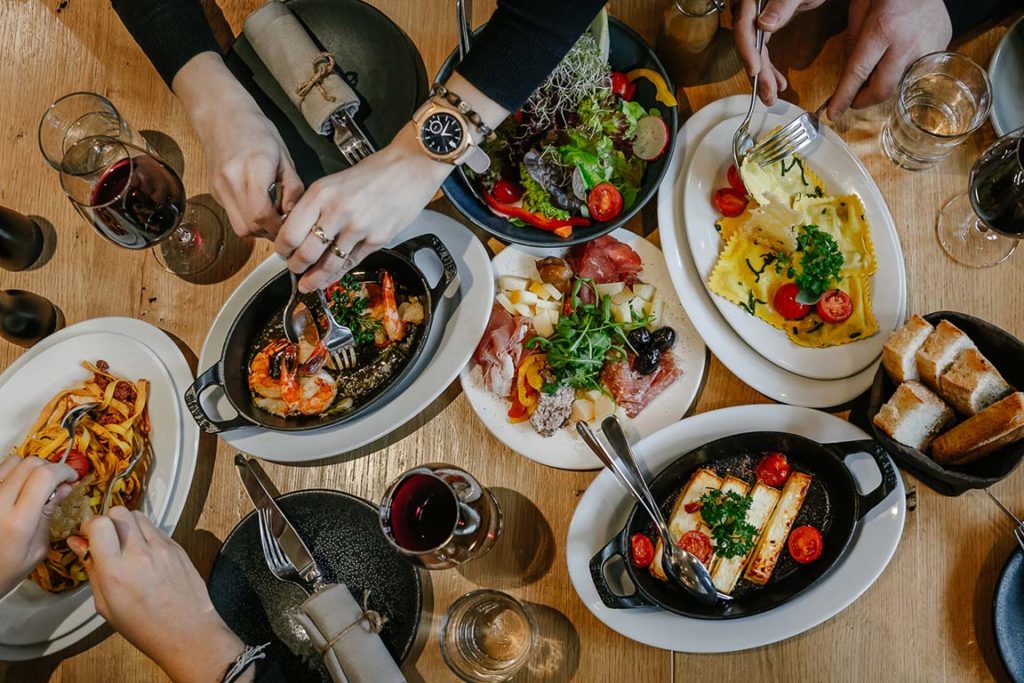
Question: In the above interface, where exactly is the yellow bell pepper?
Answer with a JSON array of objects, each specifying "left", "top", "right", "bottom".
[{"left": 626, "top": 68, "right": 678, "bottom": 107}]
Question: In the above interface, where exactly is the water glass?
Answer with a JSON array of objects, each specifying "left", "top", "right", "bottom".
[
  {"left": 440, "top": 589, "right": 535, "bottom": 682},
  {"left": 881, "top": 52, "right": 992, "bottom": 171},
  {"left": 38, "top": 92, "right": 146, "bottom": 170}
]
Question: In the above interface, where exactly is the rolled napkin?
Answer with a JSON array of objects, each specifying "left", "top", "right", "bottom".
[
  {"left": 294, "top": 583, "right": 406, "bottom": 683},
  {"left": 243, "top": 1, "right": 359, "bottom": 136}
]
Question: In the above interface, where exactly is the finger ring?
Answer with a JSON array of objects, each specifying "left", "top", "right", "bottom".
[
  {"left": 311, "top": 225, "right": 331, "bottom": 245},
  {"left": 331, "top": 243, "right": 348, "bottom": 261}
]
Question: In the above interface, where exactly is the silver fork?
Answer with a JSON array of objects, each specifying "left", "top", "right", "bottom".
[
  {"left": 101, "top": 440, "right": 150, "bottom": 514},
  {"left": 985, "top": 489, "right": 1024, "bottom": 551},
  {"left": 314, "top": 288, "right": 357, "bottom": 370},
  {"left": 732, "top": 0, "right": 767, "bottom": 169},
  {"left": 747, "top": 100, "right": 828, "bottom": 168},
  {"left": 257, "top": 507, "right": 307, "bottom": 590}
]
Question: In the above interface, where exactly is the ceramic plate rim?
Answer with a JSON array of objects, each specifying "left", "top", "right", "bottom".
[{"left": 989, "top": 15, "right": 1024, "bottom": 137}]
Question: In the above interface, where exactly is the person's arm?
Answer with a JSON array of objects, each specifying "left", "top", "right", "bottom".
[
  {"left": 943, "top": 0, "right": 1018, "bottom": 36},
  {"left": 110, "top": 0, "right": 220, "bottom": 87}
]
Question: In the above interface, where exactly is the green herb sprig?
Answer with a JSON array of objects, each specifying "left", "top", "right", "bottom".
[
  {"left": 698, "top": 489, "right": 758, "bottom": 559},
  {"left": 793, "top": 224, "right": 843, "bottom": 299},
  {"left": 326, "top": 275, "right": 381, "bottom": 346}
]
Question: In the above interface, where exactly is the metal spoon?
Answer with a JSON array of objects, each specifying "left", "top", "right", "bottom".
[
  {"left": 577, "top": 418, "right": 728, "bottom": 605},
  {"left": 732, "top": 0, "right": 767, "bottom": 170}
]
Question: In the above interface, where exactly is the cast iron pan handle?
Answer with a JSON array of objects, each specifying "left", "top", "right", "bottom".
[
  {"left": 589, "top": 533, "right": 651, "bottom": 610},
  {"left": 183, "top": 363, "right": 252, "bottom": 435},
  {"left": 393, "top": 233, "right": 459, "bottom": 311},
  {"left": 831, "top": 439, "right": 899, "bottom": 520}
]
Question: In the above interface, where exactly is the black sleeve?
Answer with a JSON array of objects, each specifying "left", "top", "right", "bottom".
[
  {"left": 455, "top": 0, "right": 609, "bottom": 111},
  {"left": 944, "top": 0, "right": 1018, "bottom": 36},
  {"left": 111, "top": 0, "right": 221, "bottom": 87}
]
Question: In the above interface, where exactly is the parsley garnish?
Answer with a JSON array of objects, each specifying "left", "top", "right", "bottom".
[
  {"left": 699, "top": 490, "right": 758, "bottom": 559},
  {"left": 745, "top": 253, "right": 777, "bottom": 283},
  {"left": 327, "top": 275, "right": 381, "bottom": 346},
  {"left": 739, "top": 290, "right": 766, "bottom": 315},
  {"left": 793, "top": 224, "right": 843, "bottom": 298}
]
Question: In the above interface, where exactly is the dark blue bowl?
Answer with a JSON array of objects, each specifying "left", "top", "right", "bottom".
[
  {"left": 994, "top": 549, "right": 1024, "bottom": 681},
  {"left": 437, "top": 18, "right": 678, "bottom": 248}
]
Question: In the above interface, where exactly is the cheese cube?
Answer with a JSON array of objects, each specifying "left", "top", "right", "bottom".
[
  {"left": 529, "top": 281, "right": 552, "bottom": 300},
  {"left": 542, "top": 283, "right": 563, "bottom": 300},
  {"left": 499, "top": 275, "right": 528, "bottom": 292},
  {"left": 571, "top": 399, "right": 595, "bottom": 423},
  {"left": 495, "top": 293, "right": 516, "bottom": 315},
  {"left": 508, "top": 289, "right": 538, "bottom": 306},
  {"left": 533, "top": 312, "right": 554, "bottom": 337},
  {"left": 595, "top": 282, "right": 625, "bottom": 297},
  {"left": 633, "top": 283, "right": 656, "bottom": 301}
]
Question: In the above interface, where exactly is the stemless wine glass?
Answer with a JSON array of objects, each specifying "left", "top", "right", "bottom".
[
  {"left": 881, "top": 52, "right": 992, "bottom": 171},
  {"left": 440, "top": 589, "right": 536, "bottom": 682},
  {"left": 937, "top": 126, "right": 1024, "bottom": 267},
  {"left": 379, "top": 463, "right": 502, "bottom": 570},
  {"left": 38, "top": 92, "right": 148, "bottom": 170},
  {"left": 59, "top": 135, "right": 223, "bottom": 274}
]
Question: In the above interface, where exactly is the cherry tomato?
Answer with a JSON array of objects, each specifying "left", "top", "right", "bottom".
[
  {"left": 788, "top": 525, "right": 824, "bottom": 564},
  {"left": 493, "top": 178, "right": 524, "bottom": 204},
  {"left": 816, "top": 289, "right": 853, "bottom": 323},
  {"left": 52, "top": 448, "right": 91, "bottom": 481},
  {"left": 611, "top": 71, "right": 636, "bottom": 100},
  {"left": 630, "top": 533, "right": 655, "bottom": 569},
  {"left": 756, "top": 452, "right": 791, "bottom": 487},
  {"left": 713, "top": 188, "right": 748, "bottom": 218},
  {"left": 588, "top": 183, "right": 624, "bottom": 222},
  {"left": 726, "top": 164, "right": 747, "bottom": 196},
  {"left": 683, "top": 501, "right": 702, "bottom": 514},
  {"left": 677, "top": 530, "right": 713, "bottom": 565},
  {"left": 773, "top": 283, "right": 811, "bottom": 320},
  {"left": 513, "top": 110, "right": 523, "bottom": 123}
]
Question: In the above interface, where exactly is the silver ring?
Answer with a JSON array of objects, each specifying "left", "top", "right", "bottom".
[
  {"left": 311, "top": 225, "right": 331, "bottom": 245},
  {"left": 331, "top": 243, "right": 348, "bottom": 261}
]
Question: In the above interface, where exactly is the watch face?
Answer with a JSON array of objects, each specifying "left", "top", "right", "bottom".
[{"left": 420, "top": 112, "right": 464, "bottom": 156}]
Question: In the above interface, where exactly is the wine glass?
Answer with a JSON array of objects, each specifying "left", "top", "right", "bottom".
[
  {"left": 936, "top": 127, "right": 1024, "bottom": 267},
  {"left": 59, "top": 135, "right": 223, "bottom": 274},
  {"left": 38, "top": 92, "right": 149, "bottom": 170}
]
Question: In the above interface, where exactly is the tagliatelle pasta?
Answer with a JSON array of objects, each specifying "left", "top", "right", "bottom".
[{"left": 13, "top": 360, "right": 150, "bottom": 593}]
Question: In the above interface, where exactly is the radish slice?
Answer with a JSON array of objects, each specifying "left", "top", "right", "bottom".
[{"left": 633, "top": 116, "right": 670, "bottom": 161}]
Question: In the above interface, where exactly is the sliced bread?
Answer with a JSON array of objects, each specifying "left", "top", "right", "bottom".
[
  {"left": 939, "top": 347, "right": 1013, "bottom": 416},
  {"left": 882, "top": 314, "right": 934, "bottom": 383},
  {"left": 916, "top": 320, "right": 974, "bottom": 390},
  {"left": 931, "top": 392, "right": 1024, "bottom": 465},
  {"left": 873, "top": 381, "right": 957, "bottom": 451}
]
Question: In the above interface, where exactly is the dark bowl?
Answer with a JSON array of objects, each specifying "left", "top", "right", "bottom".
[
  {"left": 184, "top": 235, "right": 457, "bottom": 434},
  {"left": 590, "top": 431, "right": 897, "bottom": 619},
  {"left": 865, "top": 311, "right": 1024, "bottom": 496},
  {"left": 437, "top": 18, "right": 678, "bottom": 247}
]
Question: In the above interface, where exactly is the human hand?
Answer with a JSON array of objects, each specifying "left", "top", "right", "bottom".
[
  {"left": 0, "top": 454, "right": 76, "bottom": 597},
  {"left": 68, "top": 508, "right": 247, "bottom": 683},
  {"left": 733, "top": 0, "right": 823, "bottom": 104},
  {"left": 174, "top": 53, "right": 304, "bottom": 240}
]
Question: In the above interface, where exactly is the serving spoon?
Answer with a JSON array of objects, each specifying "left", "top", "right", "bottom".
[{"left": 577, "top": 417, "right": 728, "bottom": 605}]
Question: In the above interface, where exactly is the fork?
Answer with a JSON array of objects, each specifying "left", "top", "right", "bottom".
[
  {"left": 732, "top": 0, "right": 767, "bottom": 169},
  {"left": 101, "top": 440, "right": 150, "bottom": 514},
  {"left": 257, "top": 507, "right": 308, "bottom": 591},
  {"left": 746, "top": 100, "right": 828, "bottom": 168},
  {"left": 985, "top": 489, "right": 1024, "bottom": 551},
  {"left": 314, "top": 288, "right": 358, "bottom": 370}
]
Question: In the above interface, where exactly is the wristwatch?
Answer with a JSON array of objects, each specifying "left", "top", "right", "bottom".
[{"left": 411, "top": 86, "right": 492, "bottom": 173}]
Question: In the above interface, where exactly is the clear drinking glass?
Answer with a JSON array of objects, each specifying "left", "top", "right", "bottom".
[
  {"left": 379, "top": 463, "right": 502, "bottom": 570},
  {"left": 440, "top": 589, "right": 535, "bottom": 682},
  {"left": 38, "top": 92, "right": 148, "bottom": 170},
  {"left": 937, "top": 126, "right": 1024, "bottom": 267},
  {"left": 881, "top": 52, "right": 992, "bottom": 171}
]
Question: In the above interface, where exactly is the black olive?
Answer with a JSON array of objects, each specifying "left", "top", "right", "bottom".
[
  {"left": 651, "top": 326, "right": 677, "bottom": 352},
  {"left": 635, "top": 346, "right": 661, "bottom": 375},
  {"left": 628, "top": 327, "right": 652, "bottom": 350}
]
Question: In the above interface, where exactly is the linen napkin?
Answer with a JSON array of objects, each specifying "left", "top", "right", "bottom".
[
  {"left": 243, "top": 1, "right": 359, "bottom": 136},
  {"left": 293, "top": 583, "right": 406, "bottom": 683}
]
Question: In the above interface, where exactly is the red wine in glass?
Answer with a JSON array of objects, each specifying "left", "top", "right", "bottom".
[
  {"left": 970, "top": 133, "right": 1024, "bottom": 238},
  {"left": 87, "top": 155, "right": 186, "bottom": 249},
  {"left": 0, "top": 206, "right": 44, "bottom": 271},
  {"left": 388, "top": 473, "right": 460, "bottom": 552}
]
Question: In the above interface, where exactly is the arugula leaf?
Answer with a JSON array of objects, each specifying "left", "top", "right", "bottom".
[{"left": 698, "top": 489, "right": 758, "bottom": 559}]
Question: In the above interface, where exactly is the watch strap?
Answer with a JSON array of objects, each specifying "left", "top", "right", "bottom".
[
  {"left": 430, "top": 84, "right": 495, "bottom": 141},
  {"left": 459, "top": 146, "right": 491, "bottom": 174}
]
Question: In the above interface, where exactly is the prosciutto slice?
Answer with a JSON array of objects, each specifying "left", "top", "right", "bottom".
[
  {"left": 566, "top": 235, "right": 643, "bottom": 285},
  {"left": 472, "top": 303, "right": 533, "bottom": 398},
  {"left": 601, "top": 352, "right": 682, "bottom": 418}
]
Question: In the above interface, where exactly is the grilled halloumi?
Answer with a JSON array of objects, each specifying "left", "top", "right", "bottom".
[
  {"left": 650, "top": 468, "right": 722, "bottom": 580},
  {"left": 744, "top": 472, "right": 813, "bottom": 585},
  {"left": 704, "top": 476, "right": 750, "bottom": 567},
  {"left": 710, "top": 482, "right": 781, "bottom": 594}
]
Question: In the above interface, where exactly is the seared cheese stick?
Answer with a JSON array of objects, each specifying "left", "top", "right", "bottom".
[
  {"left": 744, "top": 472, "right": 813, "bottom": 586},
  {"left": 704, "top": 476, "right": 750, "bottom": 567},
  {"left": 711, "top": 482, "right": 780, "bottom": 594},
  {"left": 650, "top": 469, "right": 722, "bottom": 580}
]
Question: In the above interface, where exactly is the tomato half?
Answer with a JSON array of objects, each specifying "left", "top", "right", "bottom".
[
  {"left": 713, "top": 188, "right": 747, "bottom": 217},
  {"left": 727, "top": 164, "right": 747, "bottom": 196},
  {"left": 756, "top": 452, "right": 791, "bottom": 487},
  {"left": 816, "top": 289, "right": 853, "bottom": 323},
  {"left": 683, "top": 501, "right": 702, "bottom": 514},
  {"left": 611, "top": 71, "right": 636, "bottom": 100},
  {"left": 677, "top": 530, "right": 713, "bottom": 565},
  {"left": 588, "top": 183, "right": 624, "bottom": 222},
  {"left": 493, "top": 178, "right": 523, "bottom": 204},
  {"left": 773, "top": 283, "right": 811, "bottom": 320},
  {"left": 630, "top": 533, "right": 655, "bottom": 569},
  {"left": 53, "top": 448, "right": 91, "bottom": 481},
  {"left": 788, "top": 525, "right": 824, "bottom": 564}
]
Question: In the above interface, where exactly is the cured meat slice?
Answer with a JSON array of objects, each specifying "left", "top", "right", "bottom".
[
  {"left": 601, "top": 351, "right": 681, "bottom": 418},
  {"left": 472, "top": 304, "right": 532, "bottom": 398},
  {"left": 566, "top": 235, "right": 643, "bottom": 285}
]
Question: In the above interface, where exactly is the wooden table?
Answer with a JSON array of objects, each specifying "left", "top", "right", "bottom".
[{"left": 1, "top": 1, "right": 1021, "bottom": 681}]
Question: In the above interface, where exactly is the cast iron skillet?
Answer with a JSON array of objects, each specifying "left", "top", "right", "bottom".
[
  {"left": 184, "top": 234, "right": 457, "bottom": 434},
  {"left": 436, "top": 18, "right": 679, "bottom": 248},
  {"left": 590, "top": 431, "right": 898, "bottom": 619}
]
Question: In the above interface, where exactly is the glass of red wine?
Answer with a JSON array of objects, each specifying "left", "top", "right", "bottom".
[
  {"left": 379, "top": 464, "right": 502, "bottom": 570},
  {"left": 59, "top": 135, "right": 223, "bottom": 274},
  {"left": 38, "top": 92, "right": 148, "bottom": 170},
  {"left": 937, "top": 126, "right": 1024, "bottom": 268}
]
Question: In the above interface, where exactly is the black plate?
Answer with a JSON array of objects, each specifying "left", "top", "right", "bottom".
[
  {"left": 209, "top": 489, "right": 422, "bottom": 682},
  {"left": 437, "top": 18, "right": 678, "bottom": 247},
  {"left": 994, "top": 549, "right": 1024, "bottom": 682},
  {"left": 590, "top": 431, "right": 897, "bottom": 619},
  {"left": 185, "top": 234, "right": 457, "bottom": 434},
  {"left": 861, "top": 311, "right": 1024, "bottom": 496}
]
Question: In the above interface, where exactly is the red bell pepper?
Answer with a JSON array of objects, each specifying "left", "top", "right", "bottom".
[{"left": 482, "top": 189, "right": 590, "bottom": 239}]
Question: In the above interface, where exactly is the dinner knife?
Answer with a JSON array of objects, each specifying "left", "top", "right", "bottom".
[{"left": 235, "top": 454, "right": 326, "bottom": 593}]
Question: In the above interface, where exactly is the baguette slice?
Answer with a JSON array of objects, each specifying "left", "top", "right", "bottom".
[
  {"left": 745, "top": 472, "right": 813, "bottom": 586},
  {"left": 882, "top": 315, "right": 934, "bottom": 383},
  {"left": 931, "top": 392, "right": 1024, "bottom": 465},
  {"left": 650, "top": 469, "right": 722, "bottom": 580},
  {"left": 916, "top": 320, "right": 974, "bottom": 390},
  {"left": 939, "top": 347, "right": 1013, "bottom": 416},
  {"left": 710, "top": 482, "right": 780, "bottom": 594},
  {"left": 873, "top": 381, "right": 957, "bottom": 450}
]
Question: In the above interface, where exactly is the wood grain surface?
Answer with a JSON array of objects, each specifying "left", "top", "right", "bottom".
[{"left": 0, "top": 1, "right": 1021, "bottom": 681}]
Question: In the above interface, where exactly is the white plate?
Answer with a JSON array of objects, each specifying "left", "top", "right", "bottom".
[
  {"left": 566, "top": 404, "right": 905, "bottom": 652},
  {"left": 0, "top": 318, "right": 198, "bottom": 660},
  {"left": 989, "top": 15, "right": 1024, "bottom": 137},
  {"left": 657, "top": 95, "right": 906, "bottom": 406},
  {"left": 459, "top": 229, "right": 707, "bottom": 471},
  {"left": 684, "top": 114, "right": 904, "bottom": 380},
  {"left": 196, "top": 210, "right": 494, "bottom": 463}
]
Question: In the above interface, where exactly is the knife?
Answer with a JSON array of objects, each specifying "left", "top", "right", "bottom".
[{"left": 235, "top": 454, "right": 326, "bottom": 593}]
